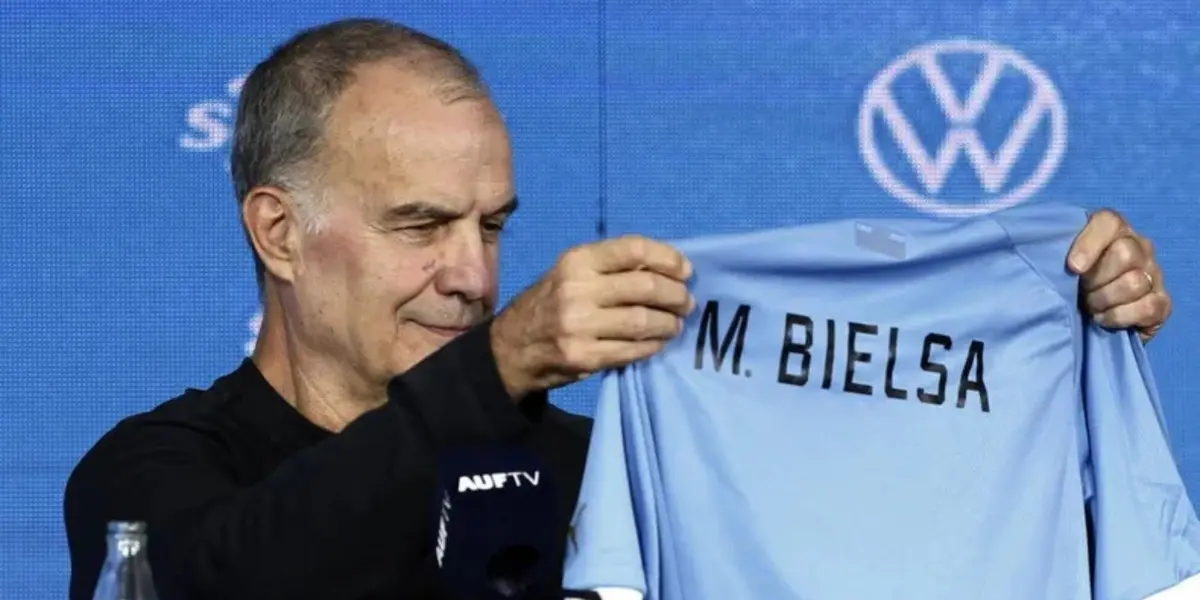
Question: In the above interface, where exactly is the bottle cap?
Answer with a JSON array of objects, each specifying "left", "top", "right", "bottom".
[{"left": 107, "top": 521, "right": 147, "bottom": 535}]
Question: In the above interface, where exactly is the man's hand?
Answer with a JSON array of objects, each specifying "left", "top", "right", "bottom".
[
  {"left": 491, "top": 235, "right": 696, "bottom": 399},
  {"left": 1067, "top": 208, "right": 1172, "bottom": 343}
]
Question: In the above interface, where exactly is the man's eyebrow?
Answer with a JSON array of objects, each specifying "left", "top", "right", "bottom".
[
  {"left": 490, "top": 195, "right": 519, "bottom": 217},
  {"left": 381, "top": 202, "right": 462, "bottom": 222},
  {"left": 380, "top": 196, "right": 519, "bottom": 223}
]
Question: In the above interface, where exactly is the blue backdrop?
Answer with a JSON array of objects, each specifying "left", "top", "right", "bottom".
[{"left": 2, "top": 2, "right": 1198, "bottom": 597}]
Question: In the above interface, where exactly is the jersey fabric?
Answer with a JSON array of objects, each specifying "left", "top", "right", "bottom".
[{"left": 562, "top": 203, "right": 1200, "bottom": 600}]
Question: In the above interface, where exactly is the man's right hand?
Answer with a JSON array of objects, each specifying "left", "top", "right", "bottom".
[{"left": 490, "top": 235, "right": 696, "bottom": 400}]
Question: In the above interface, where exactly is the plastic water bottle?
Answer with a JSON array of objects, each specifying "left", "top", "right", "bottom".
[{"left": 91, "top": 521, "right": 160, "bottom": 600}]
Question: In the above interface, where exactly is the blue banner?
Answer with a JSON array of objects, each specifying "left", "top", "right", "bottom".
[{"left": 2, "top": 1, "right": 1197, "bottom": 596}]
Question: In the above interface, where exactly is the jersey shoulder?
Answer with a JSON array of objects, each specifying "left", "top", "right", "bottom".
[
  {"left": 669, "top": 201, "right": 1089, "bottom": 266},
  {"left": 985, "top": 202, "right": 1088, "bottom": 309}
]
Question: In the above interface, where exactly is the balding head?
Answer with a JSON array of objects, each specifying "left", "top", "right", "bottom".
[
  {"left": 235, "top": 19, "right": 515, "bottom": 406},
  {"left": 232, "top": 18, "right": 490, "bottom": 290}
]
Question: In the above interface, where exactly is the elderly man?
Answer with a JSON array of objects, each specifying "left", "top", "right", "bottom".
[{"left": 64, "top": 18, "right": 1173, "bottom": 600}]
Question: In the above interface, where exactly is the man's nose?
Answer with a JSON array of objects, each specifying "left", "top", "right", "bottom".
[{"left": 433, "top": 223, "right": 494, "bottom": 303}]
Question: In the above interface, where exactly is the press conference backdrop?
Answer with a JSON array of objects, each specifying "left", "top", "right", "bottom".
[{"left": 3, "top": 0, "right": 1198, "bottom": 596}]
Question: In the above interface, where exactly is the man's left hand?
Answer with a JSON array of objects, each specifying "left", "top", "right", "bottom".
[{"left": 1067, "top": 208, "right": 1172, "bottom": 343}]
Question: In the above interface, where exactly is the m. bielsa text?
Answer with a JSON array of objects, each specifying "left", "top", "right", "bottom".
[{"left": 692, "top": 300, "right": 990, "bottom": 412}]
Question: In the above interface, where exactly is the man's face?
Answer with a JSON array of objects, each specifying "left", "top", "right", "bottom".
[{"left": 288, "top": 62, "right": 515, "bottom": 387}]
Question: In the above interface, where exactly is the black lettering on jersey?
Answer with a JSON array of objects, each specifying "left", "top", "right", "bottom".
[
  {"left": 777, "top": 313, "right": 814, "bottom": 386},
  {"left": 884, "top": 327, "right": 908, "bottom": 400},
  {"left": 693, "top": 300, "right": 751, "bottom": 376},
  {"left": 774, "top": 313, "right": 989, "bottom": 413},
  {"left": 958, "top": 340, "right": 989, "bottom": 412},
  {"left": 917, "top": 333, "right": 952, "bottom": 405},
  {"left": 843, "top": 322, "right": 876, "bottom": 396},
  {"left": 821, "top": 319, "right": 836, "bottom": 389},
  {"left": 777, "top": 317, "right": 839, "bottom": 390}
]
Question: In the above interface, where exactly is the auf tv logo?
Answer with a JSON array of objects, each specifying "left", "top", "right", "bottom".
[{"left": 178, "top": 74, "right": 247, "bottom": 154}]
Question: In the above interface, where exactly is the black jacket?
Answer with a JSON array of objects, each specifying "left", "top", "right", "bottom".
[{"left": 64, "top": 323, "right": 593, "bottom": 599}]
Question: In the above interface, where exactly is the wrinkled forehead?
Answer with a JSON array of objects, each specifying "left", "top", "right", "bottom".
[{"left": 320, "top": 63, "right": 514, "bottom": 213}]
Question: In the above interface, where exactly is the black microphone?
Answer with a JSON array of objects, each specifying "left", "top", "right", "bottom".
[{"left": 433, "top": 443, "right": 563, "bottom": 599}]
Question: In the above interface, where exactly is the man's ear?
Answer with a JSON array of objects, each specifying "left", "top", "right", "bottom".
[{"left": 242, "top": 186, "right": 301, "bottom": 285}]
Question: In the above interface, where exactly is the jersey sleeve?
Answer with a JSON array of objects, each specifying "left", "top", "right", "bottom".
[
  {"left": 562, "top": 365, "right": 655, "bottom": 598},
  {"left": 1083, "top": 324, "right": 1200, "bottom": 600}
]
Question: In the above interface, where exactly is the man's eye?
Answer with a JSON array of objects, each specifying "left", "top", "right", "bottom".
[
  {"left": 483, "top": 221, "right": 506, "bottom": 234},
  {"left": 404, "top": 222, "right": 441, "bottom": 233}
]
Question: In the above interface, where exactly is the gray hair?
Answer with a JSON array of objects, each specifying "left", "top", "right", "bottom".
[{"left": 230, "top": 18, "right": 488, "bottom": 292}]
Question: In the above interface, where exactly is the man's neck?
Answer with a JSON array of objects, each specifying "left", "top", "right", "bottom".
[
  {"left": 251, "top": 300, "right": 386, "bottom": 433},
  {"left": 287, "top": 351, "right": 386, "bottom": 433}
]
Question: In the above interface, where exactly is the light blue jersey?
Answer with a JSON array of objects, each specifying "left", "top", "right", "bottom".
[{"left": 563, "top": 203, "right": 1200, "bottom": 600}]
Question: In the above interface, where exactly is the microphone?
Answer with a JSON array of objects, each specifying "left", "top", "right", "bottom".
[{"left": 433, "top": 443, "right": 569, "bottom": 599}]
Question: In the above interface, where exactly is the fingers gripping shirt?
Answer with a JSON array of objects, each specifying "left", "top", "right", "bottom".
[{"left": 562, "top": 203, "right": 1200, "bottom": 600}]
